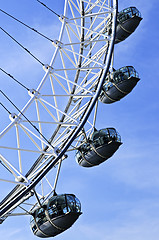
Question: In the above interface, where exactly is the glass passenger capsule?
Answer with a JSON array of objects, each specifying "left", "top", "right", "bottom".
[
  {"left": 99, "top": 66, "right": 140, "bottom": 104},
  {"left": 76, "top": 128, "right": 122, "bottom": 167},
  {"left": 30, "top": 194, "right": 82, "bottom": 238},
  {"left": 115, "top": 7, "right": 142, "bottom": 44}
]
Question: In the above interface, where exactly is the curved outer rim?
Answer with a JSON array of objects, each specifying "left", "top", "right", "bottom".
[{"left": 0, "top": 0, "right": 118, "bottom": 218}]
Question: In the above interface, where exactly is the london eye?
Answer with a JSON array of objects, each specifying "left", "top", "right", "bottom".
[{"left": 0, "top": 0, "right": 142, "bottom": 238}]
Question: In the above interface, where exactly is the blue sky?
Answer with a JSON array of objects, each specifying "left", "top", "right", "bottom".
[{"left": 0, "top": 0, "right": 159, "bottom": 240}]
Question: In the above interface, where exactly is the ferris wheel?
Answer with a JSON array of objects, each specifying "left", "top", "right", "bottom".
[{"left": 0, "top": 0, "right": 142, "bottom": 238}]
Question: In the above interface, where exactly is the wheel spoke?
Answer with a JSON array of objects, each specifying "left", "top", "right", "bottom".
[{"left": 0, "top": 0, "right": 117, "bottom": 221}]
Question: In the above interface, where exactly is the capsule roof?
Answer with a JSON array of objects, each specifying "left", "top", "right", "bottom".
[
  {"left": 118, "top": 6, "right": 142, "bottom": 24},
  {"left": 112, "top": 66, "right": 140, "bottom": 83},
  {"left": 91, "top": 128, "right": 121, "bottom": 142}
]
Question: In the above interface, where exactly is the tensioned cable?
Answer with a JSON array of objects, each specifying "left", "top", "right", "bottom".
[
  {"left": 0, "top": 68, "right": 29, "bottom": 91},
  {"left": 36, "top": 0, "right": 61, "bottom": 18},
  {"left": 0, "top": 26, "right": 45, "bottom": 67},
  {"left": 0, "top": 90, "right": 54, "bottom": 149},
  {"left": 0, "top": 102, "right": 11, "bottom": 115},
  {"left": 0, "top": 8, "right": 54, "bottom": 42}
]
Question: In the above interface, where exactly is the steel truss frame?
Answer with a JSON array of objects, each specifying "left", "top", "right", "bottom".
[{"left": 0, "top": 0, "right": 117, "bottom": 221}]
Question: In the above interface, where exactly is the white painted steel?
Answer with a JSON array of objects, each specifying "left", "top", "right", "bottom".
[{"left": 0, "top": 0, "right": 117, "bottom": 220}]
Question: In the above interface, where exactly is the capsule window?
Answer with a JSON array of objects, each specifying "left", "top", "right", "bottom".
[
  {"left": 66, "top": 195, "right": 81, "bottom": 213},
  {"left": 99, "top": 129, "right": 110, "bottom": 144},
  {"left": 128, "top": 66, "right": 136, "bottom": 78},
  {"left": 103, "top": 81, "right": 113, "bottom": 90},
  {"left": 118, "top": 9, "right": 131, "bottom": 23},
  {"left": 103, "top": 66, "right": 139, "bottom": 89},
  {"left": 116, "top": 132, "right": 122, "bottom": 142},
  {"left": 74, "top": 197, "right": 82, "bottom": 213},
  {"left": 127, "top": 66, "right": 139, "bottom": 79},
  {"left": 35, "top": 208, "right": 47, "bottom": 227},
  {"left": 117, "top": 7, "right": 141, "bottom": 24},
  {"left": 131, "top": 7, "right": 142, "bottom": 18},
  {"left": 123, "top": 7, "right": 131, "bottom": 13},
  {"left": 30, "top": 217, "right": 37, "bottom": 233},
  {"left": 113, "top": 71, "right": 127, "bottom": 83},
  {"left": 48, "top": 195, "right": 67, "bottom": 218},
  {"left": 91, "top": 129, "right": 110, "bottom": 147},
  {"left": 108, "top": 128, "right": 117, "bottom": 140},
  {"left": 78, "top": 142, "right": 91, "bottom": 156},
  {"left": 67, "top": 195, "right": 76, "bottom": 212},
  {"left": 48, "top": 201, "right": 58, "bottom": 217},
  {"left": 120, "top": 67, "right": 129, "bottom": 78}
]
